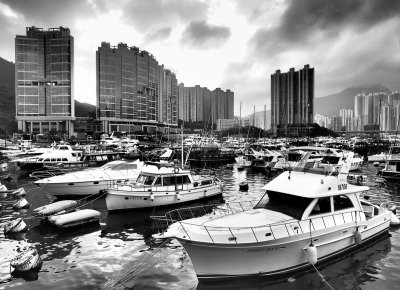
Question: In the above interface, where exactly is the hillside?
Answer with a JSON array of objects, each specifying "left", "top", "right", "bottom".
[
  {"left": 242, "top": 110, "right": 271, "bottom": 129},
  {"left": 75, "top": 100, "right": 96, "bottom": 118},
  {"left": 0, "top": 57, "right": 16, "bottom": 135},
  {"left": 315, "top": 84, "right": 389, "bottom": 117}
]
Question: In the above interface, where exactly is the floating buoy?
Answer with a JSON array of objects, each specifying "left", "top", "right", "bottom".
[
  {"left": 4, "top": 218, "right": 27, "bottom": 234},
  {"left": 354, "top": 228, "right": 362, "bottom": 245},
  {"left": 11, "top": 188, "right": 26, "bottom": 197},
  {"left": 150, "top": 192, "right": 154, "bottom": 201},
  {"left": 13, "top": 198, "right": 30, "bottom": 209},
  {"left": 176, "top": 191, "right": 181, "bottom": 201},
  {"left": 10, "top": 248, "right": 42, "bottom": 272},
  {"left": 390, "top": 213, "right": 400, "bottom": 226},
  {"left": 305, "top": 243, "right": 318, "bottom": 265}
]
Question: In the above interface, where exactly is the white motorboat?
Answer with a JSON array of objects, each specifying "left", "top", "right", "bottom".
[
  {"left": 11, "top": 144, "right": 83, "bottom": 170},
  {"left": 315, "top": 148, "right": 363, "bottom": 172},
  {"left": 153, "top": 165, "right": 394, "bottom": 279},
  {"left": 367, "top": 152, "right": 390, "bottom": 162},
  {"left": 105, "top": 162, "right": 223, "bottom": 211},
  {"left": 34, "top": 159, "right": 144, "bottom": 196},
  {"left": 378, "top": 157, "right": 400, "bottom": 182}
]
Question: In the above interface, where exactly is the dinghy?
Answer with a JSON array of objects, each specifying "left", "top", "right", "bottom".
[
  {"left": 13, "top": 198, "right": 30, "bottom": 209},
  {"left": 33, "top": 200, "right": 78, "bottom": 216},
  {"left": 48, "top": 209, "right": 101, "bottom": 228}
]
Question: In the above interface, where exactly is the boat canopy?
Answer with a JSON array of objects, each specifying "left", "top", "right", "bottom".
[{"left": 262, "top": 170, "right": 368, "bottom": 199}]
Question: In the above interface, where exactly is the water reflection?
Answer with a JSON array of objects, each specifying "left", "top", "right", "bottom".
[{"left": 0, "top": 163, "right": 399, "bottom": 289}]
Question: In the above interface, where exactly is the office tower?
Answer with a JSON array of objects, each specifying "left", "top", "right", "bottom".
[
  {"left": 96, "top": 42, "right": 177, "bottom": 133},
  {"left": 15, "top": 26, "right": 74, "bottom": 135},
  {"left": 270, "top": 64, "right": 314, "bottom": 135}
]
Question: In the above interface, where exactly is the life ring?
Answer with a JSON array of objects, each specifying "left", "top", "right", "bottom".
[{"left": 173, "top": 167, "right": 179, "bottom": 174}]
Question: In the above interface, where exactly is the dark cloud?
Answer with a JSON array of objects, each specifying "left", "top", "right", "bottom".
[
  {"left": 181, "top": 20, "right": 231, "bottom": 49},
  {"left": 123, "top": 0, "right": 208, "bottom": 31},
  {"left": 143, "top": 27, "right": 172, "bottom": 44},
  {"left": 0, "top": 0, "right": 96, "bottom": 26},
  {"left": 250, "top": 0, "right": 400, "bottom": 56}
]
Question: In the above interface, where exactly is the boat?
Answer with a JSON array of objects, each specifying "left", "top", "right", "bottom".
[
  {"left": 11, "top": 144, "right": 83, "bottom": 170},
  {"left": 377, "top": 157, "right": 400, "bottom": 182},
  {"left": 105, "top": 162, "right": 223, "bottom": 211},
  {"left": 33, "top": 159, "right": 144, "bottom": 196},
  {"left": 152, "top": 164, "right": 394, "bottom": 279},
  {"left": 33, "top": 200, "right": 78, "bottom": 216},
  {"left": 3, "top": 218, "right": 27, "bottom": 234},
  {"left": 48, "top": 209, "right": 101, "bottom": 228}
]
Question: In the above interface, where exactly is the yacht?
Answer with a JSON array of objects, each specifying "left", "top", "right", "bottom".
[
  {"left": 11, "top": 144, "right": 83, "bottom": 170},
  {"left": 34, "top": 159, "right": 144, "bottom": 196},
  {"left": 153, "top": 164, "right": 394, "bottom": 279},
  {"left": 105, "top": 162, "right": 223, "bottom": 211}
]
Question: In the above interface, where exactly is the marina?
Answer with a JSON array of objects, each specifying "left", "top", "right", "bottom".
[{"left": 0, "top": 157, "right": 400, "bottom": 289}]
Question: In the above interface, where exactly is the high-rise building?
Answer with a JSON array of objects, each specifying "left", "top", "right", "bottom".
[
  {"left": 96, "top": 42, "right": 177, "bottom": 133},
  {"left": 271, "top": 64, "right": 314, "bottom": 136},
  {"left": 15, "top": 26, "right": 74, "bottom": 135},
  {"left": 177, "top": 85, "right": 234, "bottom": 124}
]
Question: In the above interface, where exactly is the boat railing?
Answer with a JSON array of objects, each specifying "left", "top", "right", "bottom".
[
  {"left": 109, "top": 178, "right": 221, "bottom": 192},
  {"left": 151, "top": 201, "right": 257, "bottom": 226},
  {"left": 154, "top": 206, "right": 366, "bottom": 244},
  {"left": 29, "top": 168, "right": 72, "bottom": 180}
]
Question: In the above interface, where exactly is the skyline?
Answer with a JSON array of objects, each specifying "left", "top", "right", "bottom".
[{"left": 1, "top": 0, "right": 400, "bottom": 117}]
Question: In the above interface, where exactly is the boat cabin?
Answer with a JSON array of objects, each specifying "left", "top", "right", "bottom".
[
  {"left": 255, "top": 168, "right": 368, "bottom": 222},
  {"left": 133, "top": 163, "right": 215, "bottom": 190}
]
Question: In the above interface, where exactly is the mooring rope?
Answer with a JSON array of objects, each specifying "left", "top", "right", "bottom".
[
  {"left": 291, "top": 225, "right": 335, "bottom": 290},
  {"left": 101, "top": 238, "right": 173, "bottom": 289}
]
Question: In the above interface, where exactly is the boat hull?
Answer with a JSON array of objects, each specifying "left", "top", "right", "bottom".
[
  {"left": 38, "top": 180, "right": 112, "bottom": 196},
  {"left": 105, "top": 185, "right": 222, "bottom": 211},
  {"left": 176, "top": 215, "right": 391, "bottom": 278}
]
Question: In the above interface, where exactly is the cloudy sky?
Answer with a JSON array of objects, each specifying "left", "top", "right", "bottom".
[{"left": 0, "top": 0, "right": 399, "bottom": 116}]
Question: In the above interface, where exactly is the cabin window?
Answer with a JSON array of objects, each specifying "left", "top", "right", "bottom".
[
  {"left": 321, "top": 156, "right": 340, "bottom": 164},
  {"left": 62, "top": 158, "right": 68, "bottom": 161},
  {"left": 310, "top": 197, "right": 331, "bottom": 216},
  {"left": 51, "top": 158, "right": 56, "bottom": 162},
  {"left": 44, "top": 158, "right": 50, "bottom": 161},
  {"left": 333, "top": 195, "right": 354, "bottom": 211},
  {"left": 137, "top": 175, "right": 155, "bottom": 186},
  {"left": 162, "top": 177, "right": 174, "bottom": 186},
  {"left": 38, "top": 158, "right": 43, "bottom": 161},
  {"left": 154, "top": 177, "right": 162, "bottom": 186},
  {"left": 201, "top": 180, "right": 212, "bottom": 186},
  {"left": 57, "top": 158, "right": 61, "bottom": 162},
  {"left": 254, "top": 191, "right": 312, "bottom": 220}
]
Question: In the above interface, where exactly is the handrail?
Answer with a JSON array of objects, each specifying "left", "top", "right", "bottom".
[{"left": 153, "top": 203, "right": 366, "bottom": 244}]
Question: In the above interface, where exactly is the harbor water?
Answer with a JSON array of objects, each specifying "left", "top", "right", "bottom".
[{"left": 1, "top": 162, "right": 400, "bottom": 289}]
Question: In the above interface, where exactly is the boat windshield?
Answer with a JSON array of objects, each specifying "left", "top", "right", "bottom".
[
  {"left": 137, "top": 175, "right": 155, "bottom": 185},
  {"left": 254, "top": 191, "right": 312, "bottom": 220},
  {"left": 321, "top": 156, "right": 340, "bottom": 164}
]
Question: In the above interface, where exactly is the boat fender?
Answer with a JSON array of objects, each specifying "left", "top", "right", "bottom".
[
  {"left": 174, "top": 167, "right": 179, "bottom": 174},
  {"left": 4, "top": 218, "right": 27, "bottom": 234},
  {"left": 306, "top": 243, "right": 317, "bottom": 265},
  {"left": 354, "top": 228, "right": 362, "bottom": 245},
  {"left": 150, "top": 192, "right": 154, "bottom": 201},
  {"left": 13, "top": 198, "right": 30, "bottom": 209},
  {"left": 176, "top": 191, "right": 181, "bottom": 200},
  {"left": 390, "top": 213, "right": 400, "bottom": 226},
  {"left": 12, "top": 188, "right": 26, "bottom": 197}
]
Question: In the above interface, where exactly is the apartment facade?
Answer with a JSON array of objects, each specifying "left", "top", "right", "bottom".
[
  {"left": 271, "top": 65, "right": 314, "bottom": 136},
  {"left": 96, "top": 42, "right": 178, "bottom": 134},
  {"left": 15, "top": 26, "right": 74, "bottom": 135},
  {"left": 178, "top": 84, "right": 234, "bottom": 125}
]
